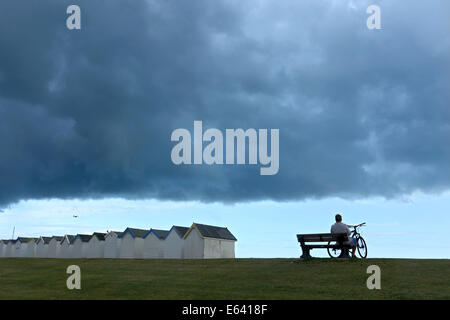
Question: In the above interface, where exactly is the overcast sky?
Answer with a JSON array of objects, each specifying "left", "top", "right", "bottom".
[
  {"left": 1, "top": 0, "right": 449, "bottom": 206},
  {"left": 0, "top": 1, "right": 449, "bottom": 257}
]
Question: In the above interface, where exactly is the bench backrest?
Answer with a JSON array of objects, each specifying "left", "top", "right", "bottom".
[{"left": 297, "top": 233, "right": 348, "bottom": 243}]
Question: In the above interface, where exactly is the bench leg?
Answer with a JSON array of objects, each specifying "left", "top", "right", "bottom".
[
  {"left": 338, "top": 246, "right": 351, "bottom": 258},
  {"left": 300, "top": 245, "right": 312, "bottom": 259}
]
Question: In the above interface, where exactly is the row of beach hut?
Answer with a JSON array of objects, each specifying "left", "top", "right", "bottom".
[{"left": 0, "top": 223, "right": 237, "bottom": 259}]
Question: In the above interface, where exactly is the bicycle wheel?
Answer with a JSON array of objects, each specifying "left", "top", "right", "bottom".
[
  {"left": 327, "top": 241, "right": 341, "bottom": 258},
  {"left": 357, "top": 237, "right": 367, "bottom": 258}
]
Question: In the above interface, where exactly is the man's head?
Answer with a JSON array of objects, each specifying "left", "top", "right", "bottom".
[{"left": 335, "top": 214, "right": 342, "bottom": 222}]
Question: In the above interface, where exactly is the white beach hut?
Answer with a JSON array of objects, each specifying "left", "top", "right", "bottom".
[
  {"left": 17, "top": 237, "right": 37, "bottom": 257},
  {"left": 163, "top": 226, "right": 189, "bottom": 259},
  {"left": 47, "top": 236, "right": 63, "bottom": 258},
  {"left": 182, "top": 223, "right": 237, "bottom": 259},
  {"left": 11, "top": 239, "right": 21, "bottom": 257},
  {"left": 118, "top": 228, "right": 147, "bottom": 259},
  {"left": 0, "top": 240, "right": 7, "bottom": 258},
  {"left": 0, "top": 240, "right": 11, "bottom": 258},
  {"left": 143, "top": 229, "right": 170, "bottom": 259},
  {"left": 4, "top": 240, "right": 14, "bottom": 257},
  {"left": 60, "top": 235, "right": 75, "bottom": 258},
  {"left": 86, "top": 232, "right": 106, "bottom": 258},
  {"left": 3, "top": 240, "right": 11, "bottom": 258},
  {"left": 104, "top": 231, "right": 121, "bottom": 259},
  {"left": 35, "top": 237, "right": 51, "bottom": 258},
  {"left": 71, "top": 234, "right": 91, "bottom": 258}
]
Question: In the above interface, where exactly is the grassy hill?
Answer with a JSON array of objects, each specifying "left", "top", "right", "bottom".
[{"left": 0, "top": 258, "right": 448, "bottom": 299}]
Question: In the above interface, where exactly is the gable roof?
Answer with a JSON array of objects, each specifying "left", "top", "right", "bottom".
[
  {"left": 106, "top": 231, "right": 121, "bottom": 238},
  {"left": 37, "top": 236, "right": 52, "bottom": 244},
  {"left": 144, "top": 229, "right": 170, "bottom": 239},
  {"left": 184, "top": 223, "right": 237, "bottom": 241},
  {"left": 91, "top": 232, "right": 106, "bottom": 241},
  {"left": 119, "top": 227, "right": 148, "bottom": 239},
  {"left": 173, "top": 226, "right": 190, "bottom": 238},
  {"left": 165, "top": 225, "right": 190, "bottom": 239},
  {"left": 50, "top": 236, "right": 63, "bottom": 242},
  {"left": 18, "top": 237, "right": 37, "bottom": 243},
  {"left": 61, "top": 235, "right": 75, "bottom": 245},
  {"left": 75, "top": 234, "right": 92, "bottom": 242}
]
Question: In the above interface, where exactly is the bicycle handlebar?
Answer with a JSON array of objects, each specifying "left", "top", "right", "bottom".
[{"left": 348, "top": 222, "right": 366, "bottom": 228}]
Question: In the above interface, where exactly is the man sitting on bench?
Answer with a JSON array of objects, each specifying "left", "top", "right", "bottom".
[{"left": 331, "top": 214, "right": 356, "bottom": 258}]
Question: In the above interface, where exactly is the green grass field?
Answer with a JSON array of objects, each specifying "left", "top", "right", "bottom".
[{"left": 0, "top": 258, "right": 448, "bottom": 299}]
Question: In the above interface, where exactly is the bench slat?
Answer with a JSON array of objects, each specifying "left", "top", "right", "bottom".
[
  {"left": 297, "top": 233, "right": 348, "bottom": 243},
  {"left": 306, "top": 244, "right": 351, "bottom": 249}
]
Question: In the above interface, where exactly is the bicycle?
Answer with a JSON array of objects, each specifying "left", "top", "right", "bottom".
[{"left": 327, "top": 222, "right": 367, "bottom": 258}]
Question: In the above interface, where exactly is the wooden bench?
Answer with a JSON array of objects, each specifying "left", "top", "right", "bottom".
[{"left": 296, "top": 233, "right": 351, "bottom": 259}]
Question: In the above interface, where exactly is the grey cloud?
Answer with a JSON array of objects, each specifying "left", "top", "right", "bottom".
[{"left": 0, "top": 0, "right": 449, "bottom": 206}]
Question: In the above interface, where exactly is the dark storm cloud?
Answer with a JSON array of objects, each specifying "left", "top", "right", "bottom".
[{"left": 0, "top": 0, "right": 449, "bottom": 206}]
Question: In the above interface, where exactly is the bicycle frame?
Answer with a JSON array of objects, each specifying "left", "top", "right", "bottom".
[
  {"left": 350, "top": 226, "right": 360, "bottom": 239},
  {"left": 349, "top": 222, "right": 365, "bottom": 239}
]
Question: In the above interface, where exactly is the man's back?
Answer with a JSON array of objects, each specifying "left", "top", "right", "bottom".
[
  {"left": 331, "top": 214, "right": 356, "bottom": 257},
  {"left": 331, "top": 222, "right": 350, "bottom": 236}
]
